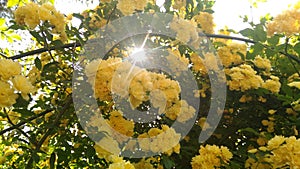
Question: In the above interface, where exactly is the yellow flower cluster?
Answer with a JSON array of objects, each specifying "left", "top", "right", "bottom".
[
  {"left": 262, "top": 75, "right": 281, "bottom": 93},
  {"left": 166, "top": 49, "right": 189, "bottom": 76},
  {"left": 108, "top": 155, "right": 135, "bottom": 169},
  {"left": 217, "top": 42, "right": 247, "bottom": 67},
  {"left": 14, "top": 3, "right": 67, "bottom": 41},
  {"left": 226, "top": 64, "right": 281, "bottom": 93},
  {"left": 138, "top": 125, "right": 181, "bottom": 155},
  {"left": 226, "top": 64, "right": 264, "bottom": 91},
  {"left": 192, "top": 12, "right": 215, "bottom": 34},
  {"left": 107, "top": 111, "right": 135, "bottom": 142},
  {"left": 0, "top": 59, "right": 35, "bottom": 107},
  {"left": 132, "top": 158, "right": 163, "bottom": 169},
  {"left": 170, "top": 16, "right": 199, "bottom": 45},
  {"left": 267, "top": 7, "right": 300, "bottom": 36},
  {"left": 172, "top": 0, "right": 186, "bottom": 10},
  {"left": 190, "top": 52, "right": 219, "bottom": 74},
  {"left": 86, "top": 57, "right": 196, "bottom": 122},
  {"left": 117, "top": 0, "right": 148, "bottom": 15},
  {"left": 165, "top": 100, "right": 196, "bottom": 122},
  {"left": 191, "top": 145, "right": 233, "bottom": 169},
  {"left": 253, "top": 56, "right": 272, "bottom": 72},
  {"left": 246, "top": 135, "right": 300, "bottom": 168}
]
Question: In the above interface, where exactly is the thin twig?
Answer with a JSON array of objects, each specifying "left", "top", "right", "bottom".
[
  {"left": 0, "top": 108, "right": 54, "bottom": 135},
  {"left": 10, "top": 42, "right": 81, "bottom": 60}
]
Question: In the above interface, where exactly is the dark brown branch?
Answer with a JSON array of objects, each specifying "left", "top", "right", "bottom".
[
  {"left": 35, "top": 96, "right": 72, "bottom": 150},
  {"left": 204, "top": 33, "right": 256, "bottom": 43},
  {"left": 0, "top": 108, "right": 54, "bottom": 135},
  {"left": 8, "top": 33, "right": 300, "bottom": 64},
  {"left": 10, "top": 42, "right": 81, "bottom": 60}
]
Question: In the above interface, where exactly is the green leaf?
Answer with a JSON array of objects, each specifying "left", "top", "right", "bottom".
[
  {"left": 240, "top": 28, "right": 253, "bottom": 39},
  {"left": 50, "top": 152, "right": 56, "bottom": 169},
  {"left": 49, "top": 0, "right": 55, "bottom": 4},
  {"left": 0, "top": 19, "right": 5, "bottom": 26},
  {"left": 294, "top": 43, "right": 300, "bottom": 56},
  {"left": 267, "top": 36, "right": 280, "bottom": 46},
  {"left": 238, "top": 127, "right": 260, "bottom": 136},
  {"left": 162, "top": 155, "right": 175, "bottom": 169},
  {"left": 34, "top": 57, "right": 42, "bottom": 70},
  {"left": 253, "top": 25, "right": 267, "bottom": 42},
  {"left": 7, "top": 0, "right": 19, "bottom": 7}
]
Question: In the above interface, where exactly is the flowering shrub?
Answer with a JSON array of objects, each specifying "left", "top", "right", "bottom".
[{"left": 0, "top": 0, "right": 299, "bottom": 168}]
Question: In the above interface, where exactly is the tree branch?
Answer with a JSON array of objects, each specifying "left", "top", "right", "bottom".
[
  {"left": 0, "top": 108, "right": 54, "bottom": 135},
  {"left": 8, "top": 33, "right": 300, "bottom": 64},
  {"left": 10, "top": 42, "right": 81, "bottom": 60}
]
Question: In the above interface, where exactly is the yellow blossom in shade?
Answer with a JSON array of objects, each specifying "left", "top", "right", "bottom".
[
  {"left": 191, "top": 145, "right": 233, "bottom": 169},
  {"left": 133, "top": 158, "right": 155, "bottom": 169},
  {"left": 239, "top": 95, "right": 252, "bottom": 103},
  {"left": 190, "top": 53, "right": 207, "bottom": 74},
  {"left": 0, "top": 156, "right": 5, "bottom": 164},
  {"left": 0, "top": 81, "right": 18, "bottom": 107},
  {"left": 226, "top": 64, "right": 264, "bottom": 91},
  {"left": 0, "top": 59, "right": 22, "bottom": 80},
  {"left": 192, "top": 12, "right": 215, "bottom": 34},
  {"left": 117, "top": 0, "right": 148, "bottom": 15},
  {"left": 12, "top": 75, "right": 35, "bottom": 100},
  {"left": 197, "top": 117, "right": 211, "bottom": 130},
  {"left": 268, "top": 109, "right": 276, "bottom": 115},
  {"left": 253, "top": 56, "right": 272, "bottom": 71},
  {"left": 288, "top": 81, "right": 300, "bottom": 89},
  {"left": 262, "top": 75, "right": 281, "bottom": 93},
  {"left": 172, "top": 0, "right": 186, "bottom": 10},
  {"left": 107, "top": 111, "right": 135, "bottom": 137}
]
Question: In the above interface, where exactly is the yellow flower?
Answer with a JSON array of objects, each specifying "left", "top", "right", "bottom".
[
  {"left": 262, "top": 75, "right": 281, "bottom": 93},
  {"left": 117, "top": 0, "right": 148, "bottom": 15},
  {"left": 169, "top": 16, "right": 198, "bottom": 44},
  {"left": 217, "top": 42, "right": 246, "bottom": 67},
  {"left": 253, "top": 56, "right": 271, "bottom": 71},
  {"left": 226, "top": 64, "right": 264, "bottom": 91},
  {"left": 0, "top": 59, "right": 22, "bottom": 80},
  {"left": 14, "top": 3, "right": 40, "bottom": 29},
  {"left": 192, "top": 12, "right": 215, "bottom": 34},
  {"left": 267, "top": 8, "right": 300, "bottom": 36},
  {"left": 0, "top": 81, "right": 18, "bottom": 107},
  {"left": 267, "top": 135, "right": 286, "bottom": 150},
  {"left": 12, "top": 75, "right": 35, "bottom": 100},
  {"left": 191, "top": 145, "right": 232, "bottom": 169},
  {"left": 288, "top": 81, "right": 300, "bottom": 89},
  {"left": 172, "top": 0, "right": 186, "bottom": 10},
  {"left": 0, "top": 156, "right": 5, "bottom": 164}
]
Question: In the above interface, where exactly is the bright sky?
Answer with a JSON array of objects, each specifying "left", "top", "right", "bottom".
[
  {"left": 54, "top": 0, "right": 300, "bottom": 33},
  {"left": 213, "top": 0, "right": 299, "bottom": 31}
]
